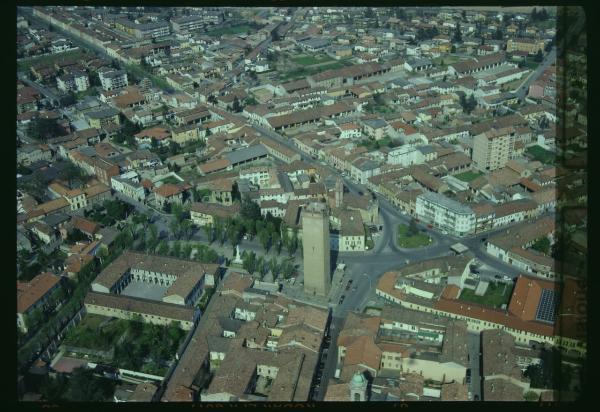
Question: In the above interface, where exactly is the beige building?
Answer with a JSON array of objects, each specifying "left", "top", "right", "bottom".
[
  {"left": 302, "top": 202, "right": 331, "bottom": 296},
  {"left": 506, "top": 38, "right": 545, "bottom": 55},
  {"left": 472, "top": 127, "right": 516, "bottom": 172}
]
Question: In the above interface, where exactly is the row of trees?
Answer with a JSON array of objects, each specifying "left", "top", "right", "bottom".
[{"left": 241, "top": 250, "right": 296, "bottom": 280}]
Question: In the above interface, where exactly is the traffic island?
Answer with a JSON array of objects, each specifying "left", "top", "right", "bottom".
[{"left": 396, "top": 224, "right": 433, "bottom": 249}]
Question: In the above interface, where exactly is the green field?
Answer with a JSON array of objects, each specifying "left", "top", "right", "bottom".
[
  {"left": 454, "top": 171, "right": 483, "bottom": 182},
  {"left": 433, "top": 55, "right": 462, "bottom": 66},
  {"left": 207, "top": 24, "right": 253, "bottom": 37},
  {"left": 18, "top": 49, "right": 89, "bottom": 71},
  {"left": 459, "top": 282, "right": 512, "bottom": 308},
  {"left": 526, "top": 145, "right": 556, "bottom": 164},
  {"left": 279, "top": 61, "right": 348, "bottom": 82},
  {"left": 291, "top": 54, "right": 335, "bottom": 66},
  {"left": 63, "top": 314, "right": 128, "bottom": 351},
  {"left": 397, "top": 224, "right": 432, "bottom": 249}
]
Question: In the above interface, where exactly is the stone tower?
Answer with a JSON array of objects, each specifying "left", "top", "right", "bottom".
[
  {"left": 302, "top": 202, "right": 331, "bottom": 296},
  {"left": 334, "top": 177, "right": 343, "bottom": 208},
  {"left": 349, "top": 371, "right": 368, "bottom": 401}
]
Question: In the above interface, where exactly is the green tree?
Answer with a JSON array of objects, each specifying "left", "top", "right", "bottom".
[
  {"left": 171, "top": 241, "right": 181, "bottom": 257},
  {"left": 204, "top": 223, "right": 214, "bottom": 244},
  {"left": 408, "top": 218, "right": 419, "bottom": 236},
  {"left": 64, "top": 367, "right": 116, "bottom": 401},
  {"left": 268, "top": 256, "right": 279, "bottom": 279},
  {"left": 534, "top": 49, "right": 543, "bottom": 62},
  {"left": 157, "top": 240, "right": 169, "bottom": 255},
  {"left": 453, "top": 23, "right": 462, "bottom": 43},
  {"left": 27, "top": 118, "right": 64, "bottom": 140},
  {"left": 39, "top": 374, "right": 69, "bottom": 402},
  {"left": 242, "top": 251, "right": 257, "bottom": 274},
  {"left": 240, "top": 197, "right": 261, "bottom": 220},
  {"left": 258, "top": 229, "right": 271, "bottom": 252}
]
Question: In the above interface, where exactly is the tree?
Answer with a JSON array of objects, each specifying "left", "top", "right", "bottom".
[
  {"left": 364, "top": 7, "right": 374, "bottom": 19},
  {"left": 204, "top": 223, "right": 214, "bottom": 244},
  {"left": 64, "top": 367, "right": 116, "bottom": 401},
  {"left": 241, "top": 197, "right": 261, "bottom": 220},
  {"left": 281, "top": 260, "right": 295, "bottom": 279},
  {"left": 157, "top": 240, "right": 169, "bottom": 255},
  {"left": 408, "top": 218, "right": 419, "bottom": 236},
  {"left": 268, "top": 256, "right": 279, "bottom": 279},
  {"left": 258, "top": 229, "right": 271, "bottom": 252},
  {"left": 27, "top": 118, "right": 64, "bottom": 140},
  {"left": 171, "top": 241, "right": 181, "bottom": 257},
  {"left": 453, "top": 23, "right": 462, "bottom": 43},
  {"left": 493, "top": 28, "right": 504, "bottom": 40},
  {"left": 451, "top": 44, "right": 456, "bottom": 53},
  {"left": 534, "top": 49, "right": 543, "bottom": 62},
  {"left": 39, "top": 375, "right": 69, "bottom": 402},
  {"left": 232, "top": 95, "right": 242, "bottom": 113},
  {"left": 242, "top": 251, "right": 257, "bottom": 274}
]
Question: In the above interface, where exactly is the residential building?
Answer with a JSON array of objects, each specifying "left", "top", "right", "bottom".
[
  {"left": 472, "top": 127, "right": 516, "bottom": 172},
  {"left": 415, "top": 192, "right": 475, "bottom": 236}
]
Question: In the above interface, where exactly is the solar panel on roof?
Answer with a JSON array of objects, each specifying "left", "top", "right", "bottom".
[{"left": 535, "top": 289, "right": 557, "bottom": 323}]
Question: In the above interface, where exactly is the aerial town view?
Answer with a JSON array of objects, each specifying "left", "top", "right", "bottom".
[{"left": 16, "top": 6, "right": 587, "bottom": 403}]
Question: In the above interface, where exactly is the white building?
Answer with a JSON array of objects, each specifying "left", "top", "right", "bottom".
[
  {"left": 415, "top": 192, "right": 475, "bottom": 236},
  {"left": 98, "top": 69, "right": 129, "bottom": 91},
  {"left": 111, "top": 171, "right": 146, "bottom": 202},
  {"left": 57, "top": 71, "right": 90, "bottom": 93},
  {"left": 387, "top": 145, "right": 424, "bottom": 166}
]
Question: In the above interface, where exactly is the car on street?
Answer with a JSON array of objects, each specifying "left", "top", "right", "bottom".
[{"left": 338, "top": 295, "right": 345, "bottom": 305}]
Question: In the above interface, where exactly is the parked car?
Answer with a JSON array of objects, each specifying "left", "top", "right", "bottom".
[{"left": 338, "top": 295, "right": 345, "bottom": 305}]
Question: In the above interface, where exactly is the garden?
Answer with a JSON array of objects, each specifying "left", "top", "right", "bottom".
[
  {"left": 458, "top": 281, "right": 512, "bottom": 309},
  {"left": 396, "top": 222, "right": 432, "bottom": 249}
]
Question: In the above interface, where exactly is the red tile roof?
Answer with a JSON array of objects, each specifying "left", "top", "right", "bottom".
[{"left": 17, "top": 272, "right": 61, "bottom": 313}]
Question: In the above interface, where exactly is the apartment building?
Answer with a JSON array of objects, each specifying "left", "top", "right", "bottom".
[
  {"left": 98, "top": 69, "right": 129, "bottom": 91},
  {"left": 415, "top": 191, "right": 475, "bottom": 237},
  {"left": 472, "top": 127, "right": 516, "bottom": 172}
]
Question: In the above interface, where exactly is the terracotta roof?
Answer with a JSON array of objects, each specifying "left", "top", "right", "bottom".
[
  {"left": 508, "top": 275, "right": 554, "bottom": 321},
  {"left": 442, "top": 284, "right": 461, "bottom": 300},
  {"left": 72, "top": 216, "right": 100, "bottom": 236},
  {"left": 154, "top": 183, "right": 185, "bottom": 198},
  {"left": 17, "top": 272, "right": 61, "bottom": 313},
  {"left": 343, "top": 335, "right": 382, "bottom": 371},
  {"left": 198, "top": 158, "right": 231, "bottom": 174}
]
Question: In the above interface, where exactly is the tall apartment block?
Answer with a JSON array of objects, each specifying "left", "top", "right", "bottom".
[
  {"left": 472, "top": 126, "right": 516, "bottom": 171},
  {"left": 302, "top": 202, "right": 331, "bottom": 296}
]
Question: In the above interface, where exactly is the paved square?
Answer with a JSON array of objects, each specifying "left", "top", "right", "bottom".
[{"left": 121, "top": 280, "right": 168, "bottom": 302}]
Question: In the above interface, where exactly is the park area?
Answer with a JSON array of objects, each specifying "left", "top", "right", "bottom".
[
  {"left": 18, "top": 49, "right": 88, "bottom": 71},
  {"left": 397, "top": 223, "right": 432, "bottom": 249},
  {"left": 458, "top": 281, "right": 513, "bottom": 309},
  {"left": 290, "top": 53, "right": 335, "bottom": 66},
  {"left": 526, "top": 145, "right": 555, "bottom": 164},
  {"left": 63, "top": 313, "right": 186, "bottom": 376},
  {"left": 454, "top": 170, "right": 483, "bottom": 182},
  {"left": 207, "top": 24, "right": 253, "bottom": 37}
]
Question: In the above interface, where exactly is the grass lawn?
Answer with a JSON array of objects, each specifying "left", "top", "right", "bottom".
[
  {"left": 18, "top": 49, "right": 88, "bottom": 71},
  {"left": 279, "top": 61, "right": 347, "bottom": 82},
  {"left": 433, "top": 55, "right": 462, "bottom": 66},
  {"left": 63, "top": 314, "right": 128, "bottom": 351},
  {"left": 454, "top": 171, "right": 483, "bottom": 182},
  {"left": 159, "top": 176, "right": 182, "bottom": 185},
  {"left": 291, "top": 54, "right": 334, "bottom": 66},
  {"left": 459, "top": 282, "right": 512, "bottom": 308},
  {"left": 397, "top": 224, "right": 432, "bottom": 249},
  {"left": 526, "top": 145, "right": 556, "bottom": 164},
  {"left": 207, "top": 24, "right": 253, "bottom": 37}
]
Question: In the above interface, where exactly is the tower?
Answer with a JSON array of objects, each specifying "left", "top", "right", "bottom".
[
  {"left": 349, "top": 371, "right": 368, "bottom": 401},
  {"left": 302, "top": 202, "right": 331, "bottom": 296},
  {"left": 334, "top": 177, "right": 343, "bottom": 208}
]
